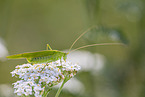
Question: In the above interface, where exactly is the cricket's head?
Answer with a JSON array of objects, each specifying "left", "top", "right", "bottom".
[{"left": 63, "top": 53, "right": 67, "bottom": 61}]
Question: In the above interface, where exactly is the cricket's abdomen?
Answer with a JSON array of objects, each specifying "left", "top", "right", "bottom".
[{"left": 27, "top": 52, "right": 64, "bottom": 64}]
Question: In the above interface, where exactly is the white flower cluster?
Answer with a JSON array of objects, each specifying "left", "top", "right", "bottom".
[{"left": 11, "top": 60, "right": 81, "bottom": 97}]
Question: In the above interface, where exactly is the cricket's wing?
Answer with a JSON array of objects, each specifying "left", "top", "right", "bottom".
[{"left": 6, "top": 50, "right": 60, "bottom": 59}]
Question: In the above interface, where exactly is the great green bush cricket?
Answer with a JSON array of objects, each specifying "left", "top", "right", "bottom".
[{"left": 6, "top": 26, "right": 124, "bottom": 64}]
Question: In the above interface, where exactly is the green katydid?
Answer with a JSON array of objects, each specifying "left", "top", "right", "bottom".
[{"left": 6, "top": 27, "right": 124, "bottom": 64}]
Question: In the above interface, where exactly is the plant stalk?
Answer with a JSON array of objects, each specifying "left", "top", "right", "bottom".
[{"left": 55, "top": 78, "right": 67, "bottom": 97}]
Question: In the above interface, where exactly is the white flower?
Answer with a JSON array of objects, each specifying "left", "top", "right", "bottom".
[
  {"left": 13, "top": 80, "right": 33, "bottom": 96},
  {"left": 11, "top": 60, "right": 81, "bottom": 96}
]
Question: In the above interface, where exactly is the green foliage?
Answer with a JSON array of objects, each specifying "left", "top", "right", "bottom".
[{"left": 83, "top": 26, "right": 128, "bottom": 44}]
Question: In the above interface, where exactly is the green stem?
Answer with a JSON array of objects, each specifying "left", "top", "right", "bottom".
[
  {"left": 44, "top": 88, "right": 52, "bottom": 97},
  {"left": 55, "top": 78, "right": 67, "bottom": 97}
]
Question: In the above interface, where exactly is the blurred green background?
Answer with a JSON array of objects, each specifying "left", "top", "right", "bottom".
[{"left": 0, "top": 0, "right": 145, "bottom": 97}]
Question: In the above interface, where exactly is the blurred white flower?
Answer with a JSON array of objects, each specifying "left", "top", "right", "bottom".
[
  {"left": 55, "top": 78, "right": 84, "bottom": 95},
  {"left": 66, "top": 50, "right": 105, "bottom": 74},
  {"left": 0, "top": 84, "right": 15, "bottom": 97},
  {"left": 63, "top": 78, "right": 85, "bottom": 95},
  {"left": 92, "top": 53, "right": 105, "bottom": 73},
  {"left": 0, "top": 38, "right": 9, "bottom": 61}
]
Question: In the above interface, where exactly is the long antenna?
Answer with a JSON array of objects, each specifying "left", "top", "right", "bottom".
[
  {"left": 69, "top": 43, "right": 125, "bottom": 53},
  {"left": 67, "top": 26, "right": 96, "bottom": 54}
]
